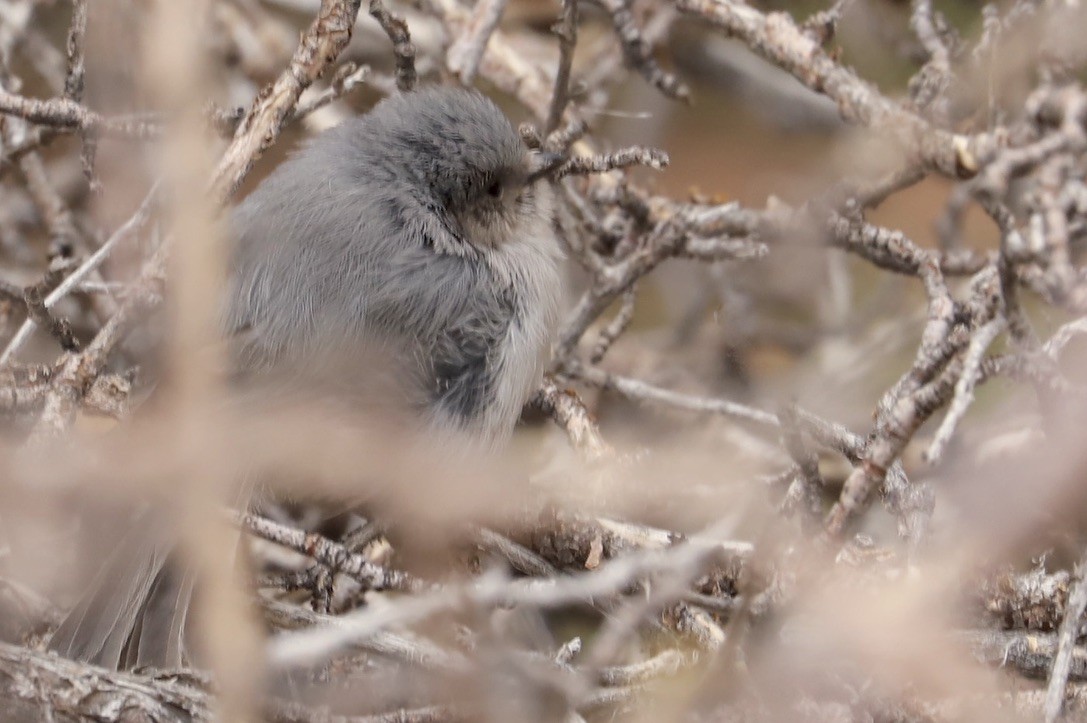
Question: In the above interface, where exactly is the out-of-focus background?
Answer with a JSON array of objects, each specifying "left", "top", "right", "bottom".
[{"left": 2, "top": 0, "right": 1087, "bottom": 721}]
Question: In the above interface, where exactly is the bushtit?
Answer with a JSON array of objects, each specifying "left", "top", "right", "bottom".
[{"left": 49, "top": 86, "right": 564, "bottom": 669}]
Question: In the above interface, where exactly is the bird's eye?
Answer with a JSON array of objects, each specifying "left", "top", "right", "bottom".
[{"left": 486, "top": 180, "right": 503, "bottom": 199}]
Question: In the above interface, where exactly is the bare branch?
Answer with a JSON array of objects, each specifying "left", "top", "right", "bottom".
[
  {"left": 0, "top": 89, "right": 159, "bottom": 137},
  {"left": 568, "top": 362, "right": 780, "bottom": 429},
  {"left": 212, "top": 0, "right": 365, "bottom": 202},
  {"left": 269, "top": 519, "right": 744, "bottom": 669},
  {"left": 290, "top": 62, "right": 372, "bottom": 120},
  {"left": 531, "top": 375, "right": 613, "bottom": 460},
  {"left": 925, "top": 317, "right": 1007, "bottom": 464},
  {"left": 1046, "top": 549, "right": 1087, "bottom": 722},
  {"left": 0, "top": 184, "right": 158, "bottom": 366},
  {"left": 262, "top": 597, "right": 469, "bottom": 672},
  {"left": 0, "top": 641, "right": 211, "bottom": 722},
  {"left": 63, "top": 0, "right": 97, "bottom": 186},
  {"left": 589, "top": 285, "right": 636, "bottom": 364},
  {"left": 475, "top": 527, "right": 559, "bottom": 577},
  {"left": 240, "top": 512, "right": 427, "bottom": 593},
  {"left": 448, "top": 0, "right": 508, "bottom": 86},
  {"left": 825, "top": 357, "right": 964, "bottom": 537},
  {"left": 545, "top": 0, "right": 579, "bottom": 135},
  {"left": 29, "top": 258, "right": 162, "bottom": 441},
  {"left": 22, "top": 260, "right": 80, "bottom": 353},
  {"left": 597, "top": 0, "right": 688, "bottom": 101},
  {"left": 368, "top": 0, "right": 417, "bottom": 93},
  {"left": 556, "top": 146, "right": 669, "bottom": 177},
  {"left": 675, "top": 0, "right": 988, "bottom": 178},
  {"left": 826, "top": 211, "right": 992, "bottom": 277},
  {"left": 63, "top": 0, "right": 87, "bottom": 102}
]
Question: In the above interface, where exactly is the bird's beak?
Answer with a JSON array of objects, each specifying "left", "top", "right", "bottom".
[{"left": 526, "top": 151, "right": 564, "bottom": 184}]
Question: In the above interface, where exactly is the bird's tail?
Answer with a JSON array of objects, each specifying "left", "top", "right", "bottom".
[{"left": 48, "top": 512, "right": 193, "bottom": 671}]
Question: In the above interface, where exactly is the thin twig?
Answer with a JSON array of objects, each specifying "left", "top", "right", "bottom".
[
  {"left": 29, "top": 256, "right": 162, "bottom": 441},
  {"left": 531, "top": 375, "right": 613, "bottom": 459},
  {"left": 0, "top": 89, "right": 160, "bottom": 137},
  {"left": 475, "top": 527, "right": 559, "bottom": 577},
  {"left": 0, "top": 184, "right": 158, "bottom": 366},
  {"left": 289, "top": 63, "right": 371, "bottom": 121},
  {"left": 368, "top": 0, "right": 417, "bottom": 93},
  {"left": 448, "top": 0, "right": 508, "bottom": 86},
  {"left": 825, "top": 357, "right": 965, "bottom": 537},
  {"left": 589, "top": 285, "right": 636, "bottom": 364},
  {"left": 1046, "top": 549, "right": 1087, "bottom": 722},
  {"left": 63, "top": 0, "right": 97, "bottom": 187},
  {"left": 569, "top": 362, "right": 780, "bottom": 428},
  {"left": 22, "top": 260, "right": 80, "bottom": 353},
  {"left": 212, "top": 0, "right": 366, "bottom": 202},
  {"left": 596, "top": 0, "right": 688, "bottom": 101},
  {"left": 240, "top": 512, "right": 427, "bottom": 593},
  {"left": 545, "top": 0, "right": 579, "bottom": 135},
  {"left": 63, "top": 0, "right": 87, "bottom": 101},
  {"left": 675, "top": 0, "right": 989, "bottom": 178},
  {"left": 0, "top": 640, "right": 211, "bottom": 721},
  {"left": 30, "top": 0, "right": 367, "bottom": 436},
  {"left": 269, "top": 519, "right": 746, "bottom": 670},
  {"left": 262, "top": 597, "right": 469, "bottom": 672},
  {"left": 556, "top": 146, "right": 668, "bottom": 177},
  {"left": 925, "top": 317, "right": 1007, "bottom": 463}
]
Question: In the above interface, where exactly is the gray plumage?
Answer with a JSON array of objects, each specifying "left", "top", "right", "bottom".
[
  {"left": 48, "top": 86, "right": 564, "bottom": 669},
  {"left": 226, "top": 86, "right": 562, "bottom": 440}
]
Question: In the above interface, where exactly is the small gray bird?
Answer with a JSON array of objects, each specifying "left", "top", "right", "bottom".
[
  {"left": 48, "top": 86, "right": 565, "bottom": 669},
  {"left": 227, "top": 85, "right": 564, "bottom": 441}
]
